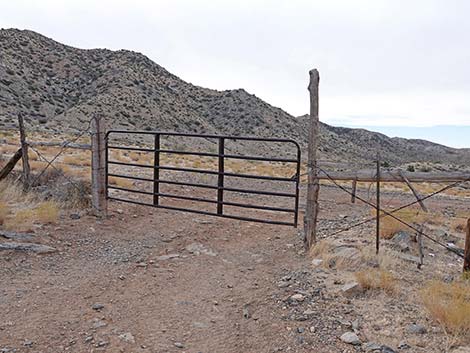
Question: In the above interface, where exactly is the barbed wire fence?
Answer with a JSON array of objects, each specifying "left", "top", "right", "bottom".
[{"left": 1, "top": 114, "right": 107, "bottom": 216}]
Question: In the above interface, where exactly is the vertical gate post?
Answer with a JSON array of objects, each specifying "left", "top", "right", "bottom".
[
  {"left": 153, "top": 134, "right": 160, "bottom": 206},
  {"left": 91, "top": 115, "right": 108, "bottom": 218},
  {"left": 217, "top": 137, "right": 225, "bottom": 215},
  {"left": 18, "top": 113, "right": 30, "bottom": 191},
  {"left": 464, "top": 218, "right": 470, "bottom": 273},
  {"left": 304, "top": 69, "right": 320, "bottom": 250},
  {"left": 351, "top": 178, "right": 357, "bottom": 204},
  {"left": 376, "top": 153, "right": 381, "bottom": 254}
]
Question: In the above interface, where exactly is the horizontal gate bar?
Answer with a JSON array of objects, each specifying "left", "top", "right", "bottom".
[
  {"left": 108, "top": 145, "right": 298, "bottom": 163},
  {"left": 107, "top": 196, "right": 295, "bottom": 226},
  {"left": 108, "top": 173, "right": 296, "bottom": 197},
  {"left": 106, "top": 130, "right": 301, "bottom": 146},
  {"left": 107, "top": 160, "right": 296, "bottom": 182},
  {"left": 107, "top": 185, "right": 296, "bottom": 213}
]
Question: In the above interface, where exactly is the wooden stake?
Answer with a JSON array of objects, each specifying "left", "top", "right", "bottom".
[
  {"left": 464, "top": 219, "right": 470, "bottom": 273},
  {"left": 91, "top": 115, "right": 108, "bottom": 218},
  {"left": 399, "top": 170, "right": 428, "bottom": 212},
  {"left": 304, "top": 69, "right": 320, "bottom": 250},
  {"left": 417, "top": 226, "right": 424, "bottom": 269},
  {"left": 18, "top": 114, "right": 30, "bottom": 190},
  {"left": 0, "top": 148, "right": 22, "bottom": 181},
  {"left": 351, "top": 178, "right": 357, "bottom": 204},
  {"left": 376, "top": 154, "right": 381, "bottom": 254}
]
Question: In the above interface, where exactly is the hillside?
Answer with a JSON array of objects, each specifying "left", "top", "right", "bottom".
[{"left": 0, "top": 28, "right": 468, "bottom": 166}]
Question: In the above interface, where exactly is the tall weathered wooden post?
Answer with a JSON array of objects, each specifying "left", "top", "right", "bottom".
[
  {"left": 18, "top": 113, "right": 30, "bottom": 191},
  {"left": 464, "top": 219, "right": 470, "bottom": 273},
  {"left": 91, "top": 115, "right": 108, "bottom": 218},
  {"left": 304, "top": 69, "right": 320, "bottom": 250}
]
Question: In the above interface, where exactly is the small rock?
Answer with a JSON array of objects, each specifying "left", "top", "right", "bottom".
[
  {"left": 91, "top": 304, "right": 104, "bottom": 311},
  {"left": 23, "top": 340, "right": 33, "bottom": 347},
  {"left": 340, "top": 332, "right": 361, "bottom": 345},
  {"left": 174, "top": 342, "right": 184, "bottom": 349},
  {"left": 70, "top": 213, "right": 81, "bottom": 220},
  {"left": 116, "top": 209, "right": 124, "bottom": 214},
  {"left": 119, "top": 332, "right": 135, "bottom": 344},
  {"left": 156, "top": 254, "right": 180, "bottom": 261},
  {"left": 92, "top": 319, "right": 107, "bottom": 329},
  {"left": 364, "top": 342, "right": 382, "bottom": 352},
  {"left": 311, "top": 259, "right": 323, "bottom": 267},
  {"left": 136, "top": 262, "right": 147, "bottom": 267},
  {"left": 297, "top": 327, "right": 305, "bottom": 333},
  {"left": 84, "top": 336, "right": 93, "bottom": 343},
  {"left": 303, "top": 309, "right": 315, "bottom": 315},
  {"left": 341, "top": 282, "right": 362, "bottom": 297},
  {"left": 381, "top": 345, "right": 397, "bottom": 353},
  {"left": 96, "top": 341, "right": 108, "bottom": 347},
  {"left": 391, "top": 231, "right": 412, "bottom": 252},
  {"left": 407, "top": 323, "right": 427, "bottom": 334},
  {"left": 290, "top": 293, "right": 305, "bottom": 302},
  {"left": 398, "top": 341, "right": 411, "bottom": 350},
  {"left": 243, "top": 304, "right": 251, "bottom": 319}
]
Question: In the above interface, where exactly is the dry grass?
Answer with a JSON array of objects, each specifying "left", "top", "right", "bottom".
[
  {"left": 5, "top": 208, "right": 36, "bottom": 232},
  {"left": 375, "top": 208, "right": 425, "bottom": 239},
  {"left": 0, "top": 201, "right": 8, "bottom": 225},
  {"left": 108, "top": 176, "right": 134, "bottom": 189},
  {"left": 355, "top": 269, "right": 396, "bottom": 294},
  {"left": 310, "top": 240, "right": 364, "bottom": 270},
  {"left": 421, "top": 280, "right": 470, "bottom": 335},
  {"left": 35, "top": 201, "right": 59, "bottom": 224}
]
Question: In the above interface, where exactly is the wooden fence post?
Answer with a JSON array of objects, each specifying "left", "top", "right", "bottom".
[
  {"left": 17, "top": 114, "right": 30, "bottom": 190},
  {"left": 351, "top": 178, "right": 357, "bottom": 204},
  {"left": 464, "top": 219, "right": 470, "bottom": 273},
  {"left": 304, "top": 69, "right": 320, "bottom": 250},
  {"left": 91, "top": 115, "right": 108, "bottom": 218},
  {"left": 376, "top": 153, "right": 381, "bottom": 254}
]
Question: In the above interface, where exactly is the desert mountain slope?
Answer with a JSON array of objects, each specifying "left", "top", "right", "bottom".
[{"left": 0, "top": 28, "right": 468, "bottom": 166}]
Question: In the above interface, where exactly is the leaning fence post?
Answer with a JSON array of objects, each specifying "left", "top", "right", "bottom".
[
  {"left": 18, "top": 113, "right": 30, "bottom": 191},
  {"left": 304, "top": 69, "right": 320, "bottom": 250},
  {"left": 91, "top": 115, "right": 108, "bottom": 218},
  {"left": 464, "top": 219, "right": 470, "bottom": 273},
  {"left": 376, "top": 153, "right": 381, "bottom": 254}
]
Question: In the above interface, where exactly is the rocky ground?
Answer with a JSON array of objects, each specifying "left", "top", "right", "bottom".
[{"left": 1, "top": 181, "right": 469, "bottom": 353}]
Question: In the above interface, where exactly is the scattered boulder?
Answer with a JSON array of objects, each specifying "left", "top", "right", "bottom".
[
  {"left": 311, "top": 258, "right": 323, "bottom": 267},
  {"left": 340, "top": 331, "right": 361, "bottom": 345},
  {"left": 290, "top": 293, "right": 305, "bottom": 302},
  {"left": 341, "top": 281, "right": 362, "bottom": 297},
  {"left": 407, "top": 323, "right": 427, "bottom": 334},
  {"left": 118, "top": 332, "right": 135, "bottom": 344},
  {"left": 91, "top": 303, "right": 104, "bottom": 311},
  {"left": 391, "top": 231, "right": 412, "bottom": 252}
]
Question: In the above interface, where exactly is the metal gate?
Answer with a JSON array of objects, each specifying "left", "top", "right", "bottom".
[{"left": 105, "top": 131, "right": 301, "bottom": 227}]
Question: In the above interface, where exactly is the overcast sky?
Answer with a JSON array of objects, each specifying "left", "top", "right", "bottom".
[{"left": 2, "top": 0, "right": 469, "bottom": 146}]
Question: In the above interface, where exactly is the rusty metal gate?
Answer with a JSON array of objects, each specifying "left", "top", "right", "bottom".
[{"left": 105, "top": 131, "right": 301, "bottom": 226}]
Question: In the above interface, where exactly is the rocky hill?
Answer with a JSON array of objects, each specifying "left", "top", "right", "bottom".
[{"left": 1, "top": 28, "right": 468, "bottom": 166}]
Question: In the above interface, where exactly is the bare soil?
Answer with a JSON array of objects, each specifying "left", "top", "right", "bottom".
[{"left": 1, "top": 184, "right": 469, "bottom": 353}]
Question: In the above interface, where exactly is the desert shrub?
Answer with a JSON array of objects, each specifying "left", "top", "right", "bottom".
[
  {"left": 355, "top": 269, "right": 396, "bottom": 293},
  {"left": 407, "top": 165, "right": 415, "bottom": 172},
  {"left": 421, "top": 280, "right": 470, "bottom": 335}
]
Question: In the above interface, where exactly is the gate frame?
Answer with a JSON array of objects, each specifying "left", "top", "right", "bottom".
[{"left": 105, "top": 130, "right": 302, "bottom": 227}]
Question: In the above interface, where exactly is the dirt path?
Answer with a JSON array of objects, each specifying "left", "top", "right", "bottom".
[{"left": 1, "top": 185, "right": 469, "bottom": 353}]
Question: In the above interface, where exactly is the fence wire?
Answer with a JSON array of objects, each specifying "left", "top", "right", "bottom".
[{"left": 316, "top": 165, "right": 469, "bottom": 258}]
